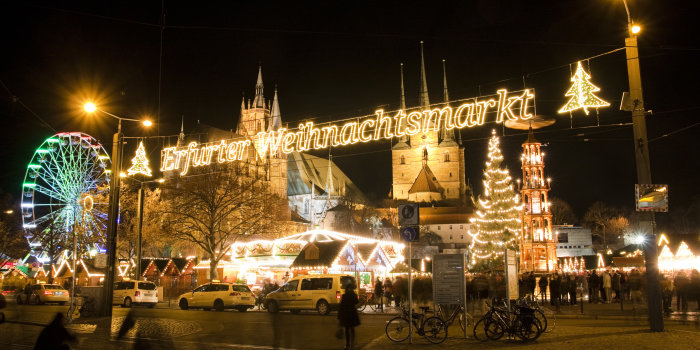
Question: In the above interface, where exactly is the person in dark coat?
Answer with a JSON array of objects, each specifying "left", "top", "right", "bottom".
[
  {"left": 549, "top": 272, "right": 561, "bottom": 310},
  {"left": 373, "top": 278, "right": 383, "bottom": 311},
  {"left": 34, "top": 313, "right": 76, "bottom": 350},
  {"left": 338, "top": 283, "right": 360, "bottom": 350},
  {"left": 538, "top": 275, "right": 549, "bottom": 302},
  {"left": 589, "top": 271, "right": 600, "bottom": 303}
]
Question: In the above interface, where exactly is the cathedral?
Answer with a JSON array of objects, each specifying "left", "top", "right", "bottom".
[{"left": 391, "top": 43, "right": 468, "bottom": 204}]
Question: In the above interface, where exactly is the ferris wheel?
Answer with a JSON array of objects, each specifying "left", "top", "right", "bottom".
[{"left": 21, "top": 132, "right": 111, "bottom": 254}]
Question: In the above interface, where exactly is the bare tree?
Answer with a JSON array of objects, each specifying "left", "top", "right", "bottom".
[
  {"left": 583, "top": 201, "right": 620, "bottom": 247},
  {"left": 550, "top": 197, "right": 577, "bottom": 225},
  {"left": 30, "top": 218, "right": 67, "bottom": 283},
  {"left": 0, "top": 192, "right": 30, "bottom": 273},
  {"left": 116, "top": 183, "right": 172, "bottom": 261},
  {"left": 161, "top": 163, "right": 287, "bottom": 280}
]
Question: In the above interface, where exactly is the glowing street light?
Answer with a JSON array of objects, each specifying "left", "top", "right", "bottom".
[
  {"left": 631, "top": 24, "right": 641, "bottom": 34},
  {"left": 83, "top": 102, "right": 97, "bottom": 113},
  {"left": 142, "top": 120, "right": 153, "bottom": 127}
]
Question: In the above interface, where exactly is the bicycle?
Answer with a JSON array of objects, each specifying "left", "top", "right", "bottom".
[
  {"left": 385, "top": 306, "right": 447, "bottom": 344},
  {"left": 473, "top": 300, "right": 542, "bottom": 342},
  {"left": 357, "top": 292, "right": 382, "bottom": 312},
  {"left": 520, "top": 294, "right": 556, "bottom": 333},
  {"left": 433, "top": 304, "right": 473, "bottom": 334},
  {"left": 66, "top": 296, "right": 83, "bottom": 321}
]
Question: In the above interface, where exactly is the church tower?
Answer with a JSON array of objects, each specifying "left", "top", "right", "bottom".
[
  {"left": 236, "top": 66, "right": 288, "bottom": 198},
  {"left": 519, "top": 128, "right": 557, "bottom": 272},
  {"left": 391, "top": 43, "right": 466, "bottom": 203}
]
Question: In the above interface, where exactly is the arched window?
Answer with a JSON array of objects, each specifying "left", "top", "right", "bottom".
[
  {"left": 423, "top": 148, "right": 428, "bottom": 162},
  {"left": 444, "top": 151, "right": 450, "bottom": 162},
  {"left": 400, "top": 155, "right": 405, "bottom": 164}
]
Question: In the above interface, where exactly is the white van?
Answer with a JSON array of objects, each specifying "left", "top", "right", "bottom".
[
  {"left": 113, "top": 280, "right": 158, "bottom": 308},
  {"left": 265, "top": 274, "right": 356, "bottom": 315}
]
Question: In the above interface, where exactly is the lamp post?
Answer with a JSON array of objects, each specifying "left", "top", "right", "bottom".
[
  {"left": 619, "top": 0, "right": 664, "bottom": 332},
  {"left": 124, "top": 177, "right": 165, "bottom": 279},
  {"left": 83, "top": 102, "right": 151, "bottom": 317}
]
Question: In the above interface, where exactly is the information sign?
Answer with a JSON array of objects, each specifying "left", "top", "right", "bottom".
[{"left": 432, "top": 254, "right": 465, "bottom": 305}]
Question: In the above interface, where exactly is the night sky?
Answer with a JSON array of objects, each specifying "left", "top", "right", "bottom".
[{"left": 2, "top": 1, "right": 699, "bottom": 229}]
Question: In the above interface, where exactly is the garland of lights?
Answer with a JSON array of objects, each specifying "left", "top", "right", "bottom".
[
  {"left": 469, "top": 131, "right": 521, "bottom": 266},
  {"left": 127, "top": 141, "right": 153, "bottom": 177}
]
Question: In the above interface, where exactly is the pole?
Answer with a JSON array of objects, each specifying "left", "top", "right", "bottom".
[
  {"left": 136, "top": 182, "right": 145, "bottom": 279},
  {"left": 462, "top": 252, "right": 467, "bottom": 339},
  {"left": 101, "top": 124, "right": 123, "bottom": 317},
  {"left": 624, "top": 22, "right": 663, "bottom": 332},
  {"left": 408, "top": 241, "right": 412, "bottom": 344}
]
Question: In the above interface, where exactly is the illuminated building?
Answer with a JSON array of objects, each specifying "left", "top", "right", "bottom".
[
  {"left": 391, "top": 43, "right": 466, "bottom": 203},
  {"left": 519, "top": 128, "right": 557, "bottom": 272}
]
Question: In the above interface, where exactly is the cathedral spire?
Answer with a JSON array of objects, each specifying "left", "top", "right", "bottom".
[
  {"left": 400, "top": 63, "right": 406, "bottom": 110},
  {"left": 442, "top": 59, "right": 449, "bottom": 103},
  {"left": 419, "top": 41, "right": 430, "bottom": 108},
  {"left": 270, "top": 85, "right": 282, "bottom": 131},
  {"left": 177, "top": 116, "right": 185, "bottom": 147},
  {"left": 254, "top": 64, "right": 265, "bottom": 109},
  {"left": 440, "top": 59, "right": 454, "bottom": 142}
]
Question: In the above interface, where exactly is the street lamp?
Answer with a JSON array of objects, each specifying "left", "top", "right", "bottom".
[
  {"left": 83, "top": 102, "right": 152, "bottom": 317},
  {"left": 619, "top": 0, "right": 664, "bottom": 332}
]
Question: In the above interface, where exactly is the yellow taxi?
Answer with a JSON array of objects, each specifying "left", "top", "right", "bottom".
[
  {"left": 178, "top": 282, "right": 255, "bottom": 312},
  {"left": 17, "top": 284, "right": 70, "bottom": 305},
  {"left": 265, "top": 274, "right": 356, "bottom": 315}
]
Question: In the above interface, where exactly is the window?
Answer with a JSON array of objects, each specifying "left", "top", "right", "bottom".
[
  {"left": 460, "top": 225, "right": 463, "bottom": 229},
  {"left": 400, "top": 155, "right": 405, "bottom": 164},
  {"left": 423, "top": 148, "right": 428, "bottom": 162},
  {"left": 444, "top": 152, "right": 450, "bottom": 162},
  {"left": 300, "top": 278, "right": 313, "bottom": 290},
  {"left": 125, "top": 282, "right": 135, "bottom": 289},
  {"left": 449, "top": 235, "right": 453, "bottom": 240},
  {"left": 449, "top": 172, "right": 452, "bottom": 177},
  {"left": 233, "top": 285, "right": 251, "bottom": 292},
  {"left": 558, "top": 233, "right": 569, "bottom": 243},
  {"left": 192, "top": 285, "right": 207, "bottom": 293},
  {"left": 283, "top": 280, "right": 299, "bottom": 292},
  {"left": 449, "top": 225, "right": 453, "bottom": 230},
  {"left": 138, "top": 282, "right": 157, "bottom": 290},
  {"left": 340, "top": 276, "right": 356, "bottom": 289},
  {"left": 311, "top": 278, "right": 333, "bottom": 290},
  {"left": 461, "top": 235, "right": 464, "bottom": 240},
  {"left": 437, "top": 226, "right": 441, "bottom": 230}
]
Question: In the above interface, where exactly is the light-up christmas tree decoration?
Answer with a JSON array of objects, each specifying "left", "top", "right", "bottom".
[
  {"left": 127, "top": 141, "right": 152, "bottom": 177},
  {"left": 518, "top": 128, "right": 557, "bottom": 273},
  {"left": 558, "top": 61, "right": 610, "bottom": 115},
  {"left": 469, "top": 130, "right": 521, "bottom": 268}
]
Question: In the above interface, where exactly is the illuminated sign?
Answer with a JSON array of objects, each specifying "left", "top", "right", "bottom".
[{"left": 162, "top": 89, "right": 534, "bottom": 175}]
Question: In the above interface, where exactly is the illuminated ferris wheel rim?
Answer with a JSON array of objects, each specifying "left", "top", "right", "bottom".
[{"left": 21, "top": 131, "right": 111, "bottom": 249}]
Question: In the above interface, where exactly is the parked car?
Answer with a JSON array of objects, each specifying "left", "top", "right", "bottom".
[
  {"left": 113, "top": 280, "right": 158, "bottom": 308},
  {"left": 178, "top": 282, "right": 255, "bottom": 312},
  {"left": 1, "top": 286, "right": 20, "bottom": 302},
  {"left": 16, "top": 284, "right": 69, "bottom": 305},
  {"left": 265, "top": 274, "right": 356, "bottom": 315}
]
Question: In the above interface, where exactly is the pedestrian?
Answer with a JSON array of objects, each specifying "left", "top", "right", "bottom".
[
  {"left": 659, "top": 274, "right": 673, "bottom": 315},
  {"left": 690, "top": 269, "right": 700, "bottom": 311},
  {"left": 568, "top": 274, "right": 577, "bottom": 305},
  {"left": 538, "top": 274, "right": 548, "bottom": 302},
  {"left": 338, "top": 282, "right": 360, "bottom": 350},
  {"left": 603, "top": 270, "right": 612, "bottom": 304},
  {"left": 24, "top": 282, "right": 32, "bottom": 304},
  {"left": 590, "top": 270, "right": 600, "bottom": 303},
  {"left": 373, "top": 277, "right": 383, "bottom": 311},
  {"left": 629, "top": 269, "right": 643, "bottom": 305},
  {"left": 383, "top": 278, "right": 393, "bottom": 307},
  {"left": 560, "top": 273, "right": 569, "bottom": 304},
  {"left": 549, "top": 272, "right": 561, "bottom": 311},
  {"left": 612, "top": 271, "right": 621, "bottom": 302},
  {"left": 34, "top": 312, "right": 76, "bottom": 350},
  {"left": 673, "top": 271, "right": 689, "bottom": 312},
  {"left": 528, "top": 272, "right": 537, "bottom": 297}
]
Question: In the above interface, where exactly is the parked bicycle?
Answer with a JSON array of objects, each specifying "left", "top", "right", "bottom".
[
  {"left": 433, "top": 304, "right": 473, "bottom": 334},
  {"left": 473, "top": 300, "right": 542, "bottom": 342},
  {"left": 357, "top": 291, "right": 384, "bottom": 312},
  {"left": 385, "top": 306, "right": 447, "bottom": 344},
  {"left": 520, "top": 294, "right": 556, "bottom": 333}
]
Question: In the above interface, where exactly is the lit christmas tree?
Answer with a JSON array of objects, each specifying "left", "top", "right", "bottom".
[
  {"left": 558, "top": 61, "right": 610, "bottom": 115},
  {"left": 127, "top": 141, "right": 152, "bottom": 177},
  {"left": 469, "top": 130, "right": 521, "bottom": 269}
]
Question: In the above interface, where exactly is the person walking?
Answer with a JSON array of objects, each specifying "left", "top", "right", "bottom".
[
  {"left": 538, "top": 274, "right": 549, "bottom": 302},
  {"left": 549, "top": 272, "right": 561, "bottom": 311},
  {"left": 690, "top": 269, "right": 700, "bottom": 311},
  {"left": 373, "top": 277, "right": 383, "bottom": 311},
  {"left": 568, "top": 274, "right": 578, "bottom": 305},
  {"left": 659, "top": 274, "right": 673, "bottom": 315},
  {"left": 674, "top": 271, "right": 689, "bottom": 312},
  {"left": 383, "top": 278, "right": 393, "bottom": 307},
  {"left": 603, "top": 270, "right": 612, "bottom": 304},
  {"left": 612, "top": 271, "right": 621, "bottom": 302},
  {"left": 560, "top": 273, "right": 570, "bottom": 304},
  {"left": 629, "top": 269, "right": 643, "bottom": 305},
  {"left": 338, "top": 283, "right": 360, "bottom": 350},
  {"left": 590, "top": 270, "right": 600, "bottom": 303}
]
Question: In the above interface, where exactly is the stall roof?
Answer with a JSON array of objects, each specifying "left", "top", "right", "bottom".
[{"left": 290, "top": 240, "right": 347, "bottom": 268}]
